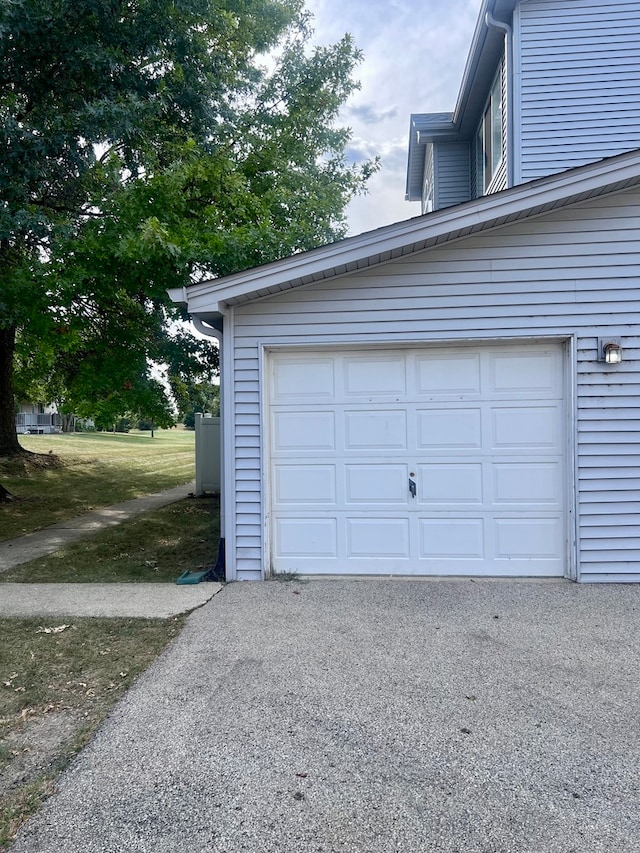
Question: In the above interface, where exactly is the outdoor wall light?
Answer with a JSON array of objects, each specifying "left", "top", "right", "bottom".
[{"left": 598, "top": 338, "right": 623, "bottom": 364}]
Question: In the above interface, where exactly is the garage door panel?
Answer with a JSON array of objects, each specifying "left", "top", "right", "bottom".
[
  {"left": 417, "top": 408, "right": 482, "bottom": 448},
  {"left": 494, "top": 518, "right": 563, "bottom": 559},
  {"left": 274, "top": 518, "right": 338, "bottom": 558},
  {"left": 345, "top": 464, "right": 409, "bottom": 504},
  {"left": 273, "top": 411, "right": 336, "bottom": 451},
  {"left": 416, "top": 353, "right": 481, "bottom": 395},
  {"left": 490, "top": 350, "right": 559, "bottom": 396},
  {"left": 418, "top": 463, "right": 484, "bottom": 504},
  {"left": 419, "top": 518, "right": 485, "bottom": 558},
  {"left": 344, "top": 355, "right": 407, "bottom": 396},
  {"left": 272, "top": 358, "right": 335, "bottom": 401},
  {"left": 274, "top": 465, "right": 336, "bottom": 505},
  {"left": 345, "top": 410, "right": 408, "bottom": 449},
  {"left": 269, "top": 344, "right": 566, "bottom": 578},
  {"left": 491, "top": 405, "right": 562, "bottom": 449},
  {"left": 493, "top": 462, "right": 562, "bottom": 505},
  {"left": 346, "top": 517, "right": 411, "bottom": 558}
]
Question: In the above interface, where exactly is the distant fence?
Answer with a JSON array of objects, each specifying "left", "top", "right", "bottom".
[
  {"left": 16, "top": 412, "right": 62, "bottom": 435},
  {"left": 194, "top": 413, "right": 221, "bottom": 495}
]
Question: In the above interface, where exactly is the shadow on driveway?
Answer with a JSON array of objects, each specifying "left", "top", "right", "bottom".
[{"left": 10, "top": 579, "right": 640, "bottom": 853}]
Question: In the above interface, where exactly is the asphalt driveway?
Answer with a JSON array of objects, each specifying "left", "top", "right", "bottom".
[{"left": 10, "top": 579, "right": 640, "bottom": 852}]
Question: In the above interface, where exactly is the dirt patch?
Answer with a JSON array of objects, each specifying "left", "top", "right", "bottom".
[
  {"left": 1, "top": 453, "right": 63, "bottom": 503},
  {"left": 0, "top": 710, "right": 84, "bottom": 794},
  {"left": 0, "top": 452, "right": 63, "bottom": 477}
]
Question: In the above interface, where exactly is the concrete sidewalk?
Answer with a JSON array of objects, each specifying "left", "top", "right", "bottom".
[
  {"left": 0, "top": 482, "right": 196, "bottom": 573},
  {"left": 0, "top": 581, "right": 222, "bottom": 618}
]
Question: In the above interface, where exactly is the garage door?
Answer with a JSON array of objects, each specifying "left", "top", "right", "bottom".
[{"left": 268, "top": 343, "right": 566, "bottom": 577}]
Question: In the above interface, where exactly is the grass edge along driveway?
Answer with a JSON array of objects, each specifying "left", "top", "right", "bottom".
[{"left": 0, "top": 616, "right": 186, "bottom": 850}]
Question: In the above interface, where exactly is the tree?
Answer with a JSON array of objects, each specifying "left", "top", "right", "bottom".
[
  {"left": 0, "top": 0, "right": 377, "bottom": 461},
  {"left": 173, "top": 379, "right": 221, "bottom": 428}
]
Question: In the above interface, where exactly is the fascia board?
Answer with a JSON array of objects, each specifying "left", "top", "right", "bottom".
[
  {"left": 167, "top": 286, "right": 188, "bottom": 308},
  {"left": 452, "top": 0, "right": 517, "bottom": 135},
  {"left": 453, "top": 0, "right": 491, "bottom": 124},
  {"left": 405, "top": 113, "right": 456, "bottom": 200},
  {"left": 183, "top": 150, "right": 640, "bottom": 315}
]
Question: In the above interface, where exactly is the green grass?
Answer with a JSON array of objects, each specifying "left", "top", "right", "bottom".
[
  {"left": 0, "top": 496, "right": 220, "bottom": 584},
  {"left": 0, "top": 430, "right": 196, "bottom": 541},
  {"left": 0, "top": 616, "right": 184, "bottom": 848}
]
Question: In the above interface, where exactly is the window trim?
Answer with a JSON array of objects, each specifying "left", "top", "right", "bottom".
[{"left": 477, "top": 67, "right": 503, "bottom": 194}]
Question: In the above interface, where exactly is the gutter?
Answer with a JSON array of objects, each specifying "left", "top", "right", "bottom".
[
  {"left": 485, "top": 8, "right": 514, "bottom": 188},
  {"left": 192, "top": 316, "right": 222, "bottom": 343}
]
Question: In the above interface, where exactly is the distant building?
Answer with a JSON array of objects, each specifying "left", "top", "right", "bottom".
[{"left": 16, "top": 403, "right": 62, "bottom": 435}]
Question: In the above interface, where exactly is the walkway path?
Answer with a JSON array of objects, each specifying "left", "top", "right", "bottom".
[
  {"left": 0, "top": 482, "right": 195, "bottom": 573},
  {"left": 0, "top": 581, "right": 221, "bottom": 618}
]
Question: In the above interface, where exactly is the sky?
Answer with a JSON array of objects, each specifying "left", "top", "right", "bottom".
[{"left": 304, "top": 0, "right": 483, "bottom": 235}]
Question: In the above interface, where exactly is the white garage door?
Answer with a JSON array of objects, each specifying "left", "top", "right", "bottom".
[{"left": 268, "top": 343, "right": 566, "bottom": 577}]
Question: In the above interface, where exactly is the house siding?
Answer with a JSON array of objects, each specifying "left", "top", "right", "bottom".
[
  {"left": 516, "top": 0, "right": 640, "bottom": 183},
  {"left": 229, "top": 186, "right": 640, "bottom": 582},
  {"left": 433, "top": 141, "right": 471, "bottom": 209},
  {"left": 576, "top": 330, "right": 640, "bottom": 583}
]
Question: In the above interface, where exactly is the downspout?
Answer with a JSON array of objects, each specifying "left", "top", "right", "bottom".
[
  {"left": 486, "top": 9, "right": 514, "bottom": 188},
  {"left": 192, "top": 316, "right": 222, "bottom": 343},
  {"left": 191, "top": 315, "right": 226, "bottom": 579}
]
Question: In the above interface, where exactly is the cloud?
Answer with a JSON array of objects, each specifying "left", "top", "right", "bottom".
[
  {"left": 347, "top": 103, "right": 398, "bottom": 125},
  {"left": 345, "top": 136, "right": 407, "bottom": 173},
  {"left": 305, "top": 0, "right": 484, "bottom": 234}
]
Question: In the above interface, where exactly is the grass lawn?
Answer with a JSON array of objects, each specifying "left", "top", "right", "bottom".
[
  {"left": 0, "top": 617, "right": 184, "bottom": 849},
  {"left": 0, "top": 429, "right": 196, "bottom": 541},
  {"left": 0, "top": 496, "right": 220, "bottom": 584}
]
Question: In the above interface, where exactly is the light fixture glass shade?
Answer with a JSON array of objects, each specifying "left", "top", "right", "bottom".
[{"left": 603, "top": 343, "right": 622, "bottom": 364}]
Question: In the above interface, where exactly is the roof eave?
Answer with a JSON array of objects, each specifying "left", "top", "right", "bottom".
[
  {"left": 180, "top": 150, "right": 640, "bottom": 318},
  {"left": 405, "top": 112, "right": 457, "bottom": 201}
]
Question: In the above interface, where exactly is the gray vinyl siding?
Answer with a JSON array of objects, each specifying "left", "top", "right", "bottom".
[
  {"left": 229, "top": 186, "right": 640, "bottom": 582},
  {"left": 433, "top": 141, "right": 471, "bottom": 209},
  {"left": 576, "top": 335, "right": 640, "bottom": 582},
  {"left": 470, "top": 134, "right": 481, "bottom": 200},
  {"left": 517, "top": 0, "right": 640, "bottom": 182}
]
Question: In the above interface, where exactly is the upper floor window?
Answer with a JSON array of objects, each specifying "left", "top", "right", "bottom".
[{"left": 477, "top": 69, "right": 503, "bottom": 193}]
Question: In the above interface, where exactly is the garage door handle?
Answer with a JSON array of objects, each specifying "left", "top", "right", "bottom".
[{"left": 409, "top": 478, "right": 417, "bottom": 498}]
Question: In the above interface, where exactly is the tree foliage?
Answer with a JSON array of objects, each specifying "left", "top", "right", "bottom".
[{"left": 0, "top": 0, "right": 377, "bottom": 455}]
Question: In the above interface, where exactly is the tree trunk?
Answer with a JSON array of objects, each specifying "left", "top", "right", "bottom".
[
  {"left": 61, "top": 413, "right": 75, "bottom": 433},
  {"left": 0, "top": 324, "right": 22, "bottom": 457},
  {"left": 0, "top": 482, "right": 14, "bottom": 502}
]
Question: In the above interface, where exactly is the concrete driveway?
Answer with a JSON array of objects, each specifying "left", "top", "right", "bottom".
[{"left": 10, "top": 579, "right": 640, "bottom": 852}]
